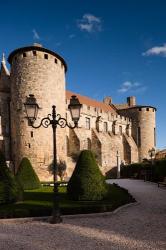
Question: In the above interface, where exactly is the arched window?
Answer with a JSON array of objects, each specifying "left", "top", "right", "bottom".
[{"left": 85, "top": 117, "right": 90, "bottom": 129}]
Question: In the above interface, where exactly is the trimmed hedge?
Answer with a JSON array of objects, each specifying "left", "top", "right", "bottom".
[
  {"left": 67, "top": 150, "right": 107, "bottom": 201},
  {"left": 0, "top": 151, "right": 19, "bottom": 204},
  {"left": 153, "top": 159, "right": 166, "bottom": 181},
  {"left": 16, "top": 157, "right": 41, "bottom": 190},
  {"left": 121, "top": 163, "right": 146, "bottom": 179},
  {"left": 121, "top": 159, "right": 166, "bottom": 182}
]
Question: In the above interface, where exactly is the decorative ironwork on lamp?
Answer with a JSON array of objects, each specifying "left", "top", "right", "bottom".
[{"left": 24, "top": 94, "right": 82, "bottom": 223}]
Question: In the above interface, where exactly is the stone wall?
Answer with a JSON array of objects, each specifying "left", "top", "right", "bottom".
[{"left": 64, "top": 97, "right": 139, "bottom": 178}]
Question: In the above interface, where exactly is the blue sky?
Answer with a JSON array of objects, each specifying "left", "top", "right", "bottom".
[{"left": 0, "top": 0, "right": 165, "bottom": 149}]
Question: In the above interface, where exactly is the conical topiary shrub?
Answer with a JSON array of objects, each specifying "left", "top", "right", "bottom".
[
  {"left": 67, "top": 150, "right": 107, "bottom": 200},
  {"left": 16, "top": 157, "right": 41, "bottom": 190},
  {"left": 0, "top": 151, "right": 18, "bottom": 204}
]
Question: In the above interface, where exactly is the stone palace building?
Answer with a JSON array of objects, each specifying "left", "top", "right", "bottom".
[{"left": 0, "top": 44, "right": 156, "bottom": 180}]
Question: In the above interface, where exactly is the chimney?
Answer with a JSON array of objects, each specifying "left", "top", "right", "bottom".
[
  {"left": 103, "top": 96, "right": 112, "bottom": 105},
  {"left": 127, "top": 96, "right": 136, "bottom": 106}
]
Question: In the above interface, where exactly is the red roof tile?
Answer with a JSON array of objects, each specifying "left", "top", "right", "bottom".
[{"left": 66, "top": 90, "right": 117, "bottom": 113}]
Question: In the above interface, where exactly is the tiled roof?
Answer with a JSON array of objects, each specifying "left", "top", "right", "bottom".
[{"left": 66, "top": 90, "right": 117, "bottom": 113}]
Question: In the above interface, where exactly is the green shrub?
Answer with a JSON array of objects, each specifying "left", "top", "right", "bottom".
[
  {"left": 67, "top": 150, "right": 107, "bottom": 201},
  {"left": 16, "top": 157, "right": 41, "bottom": 190},
  {"left": 121, "top": 162, "right": 149, "bottom": 178},
  {"left": 153, "top": 159, "right": 166, "bottom": 181},
  {"left": 0, "top": 152, "right": 19, "bottom": 204},
  {"left": 120, "top": 159, "right": 166, "bottom": 182}
]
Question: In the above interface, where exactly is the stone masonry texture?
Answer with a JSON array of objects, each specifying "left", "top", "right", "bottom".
[{"left": 0, "top": 44, "right": 156, "bottom": 180}]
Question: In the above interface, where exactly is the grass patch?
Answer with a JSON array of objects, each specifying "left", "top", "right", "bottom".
[{"left": 0, "top": 184, "right": 135, "bottom": 219}]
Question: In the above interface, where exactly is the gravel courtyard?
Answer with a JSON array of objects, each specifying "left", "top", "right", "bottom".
[{"left": 0, "top": 179, "right": 165, "bottom": 250}]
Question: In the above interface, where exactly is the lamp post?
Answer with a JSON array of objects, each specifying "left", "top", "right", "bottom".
[
  {"left": 148, "top": 147, "right": 156, "bottom": 181},
  {"left": 116, "top": 150, "right": 121, "bottom": 179},
  {"left": 24, "top": 94, "right": 82, "bottom": 224}
]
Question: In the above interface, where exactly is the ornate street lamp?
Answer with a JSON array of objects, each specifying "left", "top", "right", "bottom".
[
  {"left": 24, "top": 94, "right": 39, "bottom": 124},
  {"left": 24, "top": 94, "right": 82, "bottom": 223}
]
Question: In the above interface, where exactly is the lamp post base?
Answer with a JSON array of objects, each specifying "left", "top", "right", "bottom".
[
  {"left": 49, "top": 210, "right": 62, "bottom": 224},
  {"left": 117, "top": 172, "right": 121, "bottom": 179}
]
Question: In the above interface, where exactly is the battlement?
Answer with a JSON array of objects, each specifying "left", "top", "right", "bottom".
[
  {"left": 8, "top": 45, "right": 67, "bottom": 72},
  {"left": 118, "top": 105, "right": 156, "bottom": 112}
]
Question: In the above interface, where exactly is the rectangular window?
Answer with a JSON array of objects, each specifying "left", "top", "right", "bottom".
[
  {"left": 85, "top": 117, "right": 90, "bottom": 130},
  {"left": 55, "top": 58, "right": 57, "bottom": 63},
  {"left": 112, "top": 124, "right": 115, "bottom": 134},
  {"left": 23, "top": 52, "right": 26, "bottom": 57},
  {"left": 33, "top": 51, "right": 37, "bottom": 56},
  {"left": 104, "top": 122, "right": 108, "bottom": 132},
  {"left": 119, "top": 125, "right": 122, "bottom": 135},
  {"left": 44, "top": 54, "right": 48, "bottom": 59},
  {"left": 146, "top": 108, "right": 149, "bottom": 111},
  {"left": 137, "top": 127, "right": 141, "bottom": 146},
  {"left": 31, "top": 131, "right": 33, "bottom": 138}
]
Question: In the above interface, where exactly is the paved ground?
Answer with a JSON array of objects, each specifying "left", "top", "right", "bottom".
[{"left": 0, "top": 179, "right": 165, "bottom": 250}]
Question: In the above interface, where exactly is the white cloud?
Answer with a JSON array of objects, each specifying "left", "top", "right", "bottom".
[
  {"left": 84, "top": 14, "right": 101, "bottom": 23},
  {"left": 118, "top": 81, "right": 146, "bottom": 93},
  {"left": 143, "top": 43, "right": 166, "bottom": 57},
  {"left": 77, "top": 13, "right": 102, "bottom": 33},
  {"left": 32, "top": 29, "right": 40, "bottom": 40}
]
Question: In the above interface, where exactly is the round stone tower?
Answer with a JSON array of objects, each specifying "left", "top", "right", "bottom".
[
  {"left": 134, "top": 106, "right": 156, "bottom": 161},
  {"left": 119, "top": 106, "right": 156, "bottom": 161},
  {"left": 8, "top": 44, "right": 67, "bottom": 180}
]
